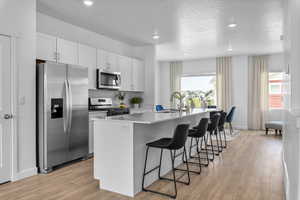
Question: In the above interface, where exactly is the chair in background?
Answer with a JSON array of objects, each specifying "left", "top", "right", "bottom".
[
  {"left": 155, "top": 105, "right": 165, "bottom": 112},
  {"left": 226, "top": 106, "right": 236, "bottom": 135}
]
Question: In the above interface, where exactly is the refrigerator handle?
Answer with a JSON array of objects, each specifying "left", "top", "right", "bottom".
[
  {"left": 64, "top": 80, "right": 69, "bottom": 134},
  {"left": 67, "top": 80, "right": 73, "bottom": 135}
]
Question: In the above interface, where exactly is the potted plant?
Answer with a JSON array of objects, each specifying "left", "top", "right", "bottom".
[
  {"left": 170, "top": 91, "right": 186, "bottom": 112},
  {"left": 130, "top": 97, "right": 143, "bottom": 109}
]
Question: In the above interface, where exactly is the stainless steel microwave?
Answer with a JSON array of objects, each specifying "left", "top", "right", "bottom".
[{"left": 96, "top": 69, "right": 121, "bottom": 89}]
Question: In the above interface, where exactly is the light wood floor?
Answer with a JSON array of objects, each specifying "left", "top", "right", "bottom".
[{"left": 0, "top": 131, "right": 283, "bottom": 200}]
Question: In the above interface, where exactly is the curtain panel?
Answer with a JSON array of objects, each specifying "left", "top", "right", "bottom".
[
  {"left": 248, "top": 55, "right": 269, "bottom": 130},
  {"left": 170, "top": 61, "right": 183, "bottom": 107},
  {"left": 216, "top": 57, "right": 233, "bottom": 111}
]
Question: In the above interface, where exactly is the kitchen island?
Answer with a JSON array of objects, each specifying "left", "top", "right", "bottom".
[{"left": 92, "top": 109, "right": 210, "bottom": 197}]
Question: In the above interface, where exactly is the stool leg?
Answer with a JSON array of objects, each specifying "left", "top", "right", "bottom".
[
  {"left": 223, "top": 130, "right": 227, "bottom": 148},
  {"left": 209, "top": 132, "right": 215, "bottom": 160},
  {"left": 215, "top": 130, "right": 221, "bottom": 153},
  {"left": 218, "top": 129, "right": 223, "bottom": 151},
  {"left": 280, "top": 130, "right": 282, "bottom": 135},
  {"left": 170, "top": 150, "right": 177, "bottom": 198},
  {"left": 142, "top": 146, "right": 150, "bottom": 191},
  {"left": 204, "top": 137, "right": 210, "bottom": 165},
  {"left": 229, "top": 122, "right": 233, "bottom": 135},
  {"left": 189, "top": 137, "right": 193, "bottom": 158},
  {"left": 265, "top": 128, "right": 268, "bottom": 135},
  {"left": 275, "top": 129, "right": 278, "bottom": 135},
  {"left": 183, "top": 146, "right": 191, "bottom": 183},
  {"left": 158, "top": 149, "right": 163, "bottom": 179}
]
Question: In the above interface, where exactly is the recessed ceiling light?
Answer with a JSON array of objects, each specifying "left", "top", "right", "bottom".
[
  {"left": 228, "top": 23, "right": 237, "bottom": 28},
  {"left": 227, "top": 47, "right": 233, "bottom": 51},
  {"left": 152, "top": 33, "right": 160, "bottom": 40},
  {"left": 83, "top": 0, "right": 94, "bottom": 7}
]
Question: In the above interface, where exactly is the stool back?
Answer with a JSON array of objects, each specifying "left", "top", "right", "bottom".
[
  {"left": 218, "top": 112, "right": 227, "bottom": 130},
  {"left": 168, "top": 124, "right": 190, "bottom": 150},
  {"left": 194, "top": 118, "right": 209, "bottom": 137},
  {"left": 208, "top": 113, "right": 221, "bottom": 132},
  {"left": 226, "top": 106, "right": 236, "bottom": 123}
]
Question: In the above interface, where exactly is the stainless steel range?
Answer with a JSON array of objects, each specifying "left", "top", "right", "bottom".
[{"left": 89, "top": 98, "right": 130, "bottom": 116}]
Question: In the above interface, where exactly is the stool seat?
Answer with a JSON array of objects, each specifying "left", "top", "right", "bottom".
[
  {"left": 265, "top": 121, "right": 283, "bottom": 130},
  {"left": 188, "top": 130, "right": 201, "bottom": 138},
  {"left": 147, "top": 138, "right": 172, "bottom": 148}
]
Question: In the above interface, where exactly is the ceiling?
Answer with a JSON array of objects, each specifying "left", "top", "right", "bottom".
[{"left": 37, "top": 0, "right": 283, "bottom": 61}]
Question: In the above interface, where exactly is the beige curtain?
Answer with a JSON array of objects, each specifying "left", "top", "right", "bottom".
[
  {"left": 248, "top": 55, "right": 269, "bottom": 130},
  {"left": 170, "top": 61, "right": 183, "bottom": 107},
  {"left": 216, "top": 57, "right": 233, "bottom": 111}
]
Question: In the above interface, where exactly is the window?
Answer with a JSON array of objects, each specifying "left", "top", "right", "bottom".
[
  {"left": 181, "top": 75, "right": 216, "bottom": 107},
  {"left": 269, "top": 72, "right": 284, "bottom": 109}
]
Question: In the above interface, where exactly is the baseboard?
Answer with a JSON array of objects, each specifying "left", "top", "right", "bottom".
[
  {"left": 11, "top": 167, "right": 37, "bottom": 182},
  {"left": 283, "top": 156, "right": 290, "bottom": 200}
]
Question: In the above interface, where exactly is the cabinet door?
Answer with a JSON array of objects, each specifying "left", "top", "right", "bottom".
[
  {"left": 57, "top": 38, "right": 78, "bottom": 65},
  {"left": 78, "top": 44, "right": 97, "bottom": 89},
  {"left": 132, "top": 59, "right": 145, "bottom": 91},
  {"left": 36, "top": 33, "right": 57, "bottom": 62},
  {"left": 89, "top": 121, "right": 94, "bottom": 154},
  {"left": 96, "top": 49, "right": 107, "bottom": 71},
  {"left": 119, "top": 56, "right": 132, "bottom": 91},
  {"left": 107, "top": 52, "right": 118, "bottom": 72},
  {"left": 97, "top": 50, "right": 118, "bottom": 72}
]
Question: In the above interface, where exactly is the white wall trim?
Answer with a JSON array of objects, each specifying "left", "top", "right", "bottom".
[
  {"left": 11, "top": 167, "right": 37, "bottom": 181},
  {"left": 283, "top": 154, "right": 290, "bottom": 200}
]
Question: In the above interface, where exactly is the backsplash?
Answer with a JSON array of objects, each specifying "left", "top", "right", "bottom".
[{"left": 89, "top": 89, "right": 144, "bottom": 108}]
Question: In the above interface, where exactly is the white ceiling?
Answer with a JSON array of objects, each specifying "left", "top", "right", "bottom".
[{"left": 37, "top": 0, "right": 283, "bottom": 61}]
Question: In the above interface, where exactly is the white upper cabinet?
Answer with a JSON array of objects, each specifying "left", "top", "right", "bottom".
[
  {"left": 37, "top": 33, "right": 57, "bottom": 62},
  {"left": 97, "top": 49, "right": 118, "bottom": 72},
  {"left": 119, "top": 55, "right": 132, "bottom": 91},
  {"left": 57, "top": 38, "right": 78, "bottom": 65},
  {"left": 132, "top": 59, "right": 145, "bottom": 92},
  {"left": 78, "top": 44, "right": 97, "bottom": 89}
]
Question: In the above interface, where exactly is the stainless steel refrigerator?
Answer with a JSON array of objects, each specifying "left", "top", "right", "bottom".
[{"left": 37, "top": 61, "right": 89, "bottom": 173}]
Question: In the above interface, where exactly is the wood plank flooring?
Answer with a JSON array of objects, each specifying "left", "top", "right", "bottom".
[{"left": 0, "top": 131, "right": 283, "bottom": 200}]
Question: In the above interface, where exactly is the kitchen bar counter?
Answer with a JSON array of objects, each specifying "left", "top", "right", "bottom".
[
  {"left": 93, "top": 110, "right": 210, "bottom": 197},
  {"left": 103, "top": 108, "right": 209, "bottom": 124}
]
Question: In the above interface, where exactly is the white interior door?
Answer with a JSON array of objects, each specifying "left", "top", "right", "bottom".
[{"left": 0, "top": 35, "right": 12, "bottom": 183}]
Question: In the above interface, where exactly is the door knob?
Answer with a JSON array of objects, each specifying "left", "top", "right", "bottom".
[{"left": 3, "top": 114, "right": 13, "bottom": 119}]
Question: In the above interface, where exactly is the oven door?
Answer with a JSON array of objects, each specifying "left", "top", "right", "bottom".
[{"left": 97, "top": 70, "right": 121, "bottom": 89}]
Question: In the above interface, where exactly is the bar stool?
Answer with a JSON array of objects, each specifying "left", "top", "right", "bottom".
[
  {"left": 142, "top": 124, "right": 190, "bottom": 199},
  {"left": 206, "top": 113, "right": 221, "bottom": 161},
  {"left": 185, "top": 118, "right": 209, "bottom": 174},
  {"left": 218, "top": 111, "right": 228, "bottom": 149}
]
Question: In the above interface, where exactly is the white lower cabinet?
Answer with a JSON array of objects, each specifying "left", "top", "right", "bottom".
[{"left": 89, "top": 121, "right": 94, "bottom": 154}]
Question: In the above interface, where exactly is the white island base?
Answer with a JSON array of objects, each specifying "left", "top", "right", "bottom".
[{"left": 93, "top": 110, "right": 209, "bottom": 197}]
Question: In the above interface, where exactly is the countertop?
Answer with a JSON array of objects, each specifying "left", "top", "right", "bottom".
[{"left": 92, "top": 109, "right": 211, "bottom": 124}]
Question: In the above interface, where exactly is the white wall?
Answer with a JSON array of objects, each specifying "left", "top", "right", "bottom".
[
  {"left": 37, "top": 12, "right": 135, "bottom": 58},
  {"left": 282, "top": 0, "right": 300, "bottom": 199},
  {"left": 0, "top": 0, "right": 37, "bottom": 180},
  {"left": 158, "top": 53, "right": 284, "bottom": 129}
]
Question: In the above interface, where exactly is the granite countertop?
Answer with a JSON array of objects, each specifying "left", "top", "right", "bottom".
[{"left": 92, "top": 109, "right": 211, "bottom": 124}]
